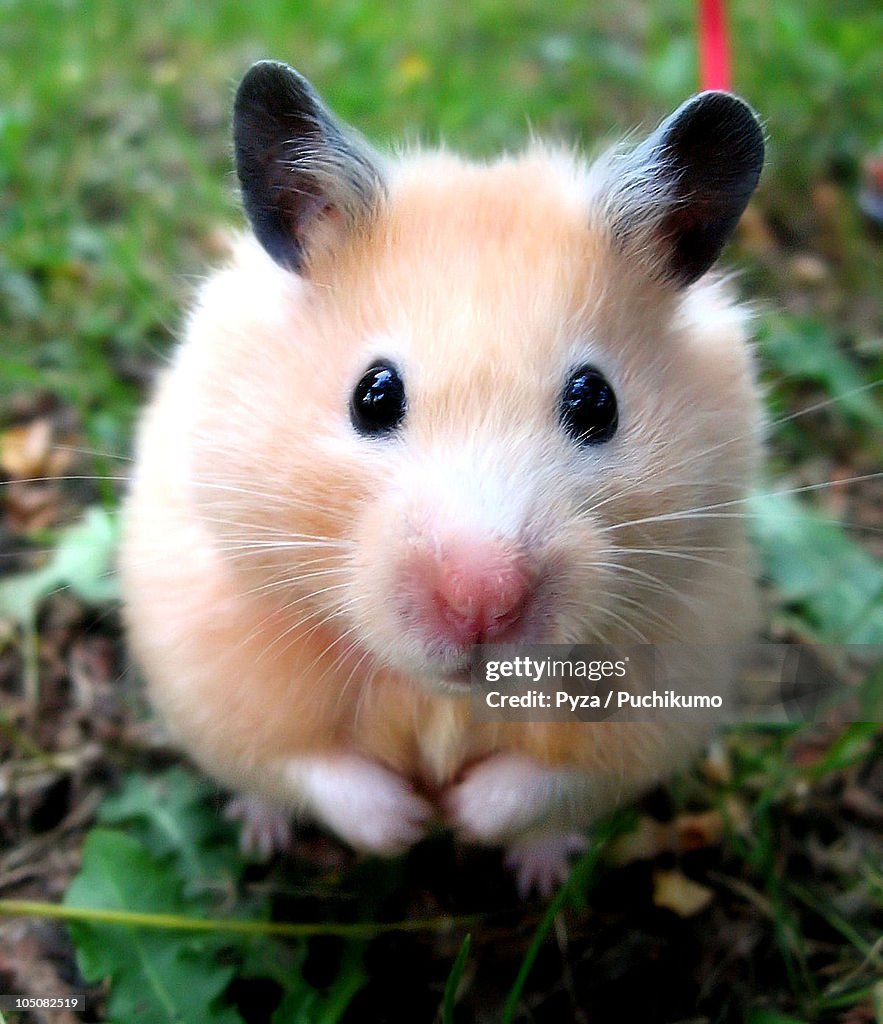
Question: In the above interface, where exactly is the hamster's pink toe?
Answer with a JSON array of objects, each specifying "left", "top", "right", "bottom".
[
  {"left": 504, "top": 832, "right": 588, "bottom": 899},
  {"left": 224, "top": 795, "right": 293, "bottom": 860}
]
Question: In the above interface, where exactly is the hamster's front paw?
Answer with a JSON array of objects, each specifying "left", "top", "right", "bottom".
[
  {"left": 224, "top": 795, "right": 293, "bottom": 860},
  {"left": 295, "top": 756, "right": 434, "bottom": 856},
  {"left": 504, "top": 832, "right": 588, "bottom": 899},
  {"left": 443, "top": 753, "right": 568, "bottom": 845}
]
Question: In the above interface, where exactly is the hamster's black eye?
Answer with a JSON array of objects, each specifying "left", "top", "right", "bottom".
[
  {"left": 350, "top": 362, "right": 406, "bottom": 436},
  {"left": 560, "top": 365, "right": 618, "bottom": 445}
]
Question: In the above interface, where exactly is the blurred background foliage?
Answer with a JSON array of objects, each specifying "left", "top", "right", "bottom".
[{"left": 0, "top": 2, "right": 881, "bottom": 1021}]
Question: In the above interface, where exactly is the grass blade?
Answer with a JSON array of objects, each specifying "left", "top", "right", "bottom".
[{"left": 442, "top": 933, "right": 472, "bottom": 1024}]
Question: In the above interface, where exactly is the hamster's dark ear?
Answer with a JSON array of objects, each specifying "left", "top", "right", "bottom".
[
  {"left": 233, "top": 61, "right": 385, "bottom": 272},
  {"left": 599, "top": 91, "right": 764, "bottom": 286}
]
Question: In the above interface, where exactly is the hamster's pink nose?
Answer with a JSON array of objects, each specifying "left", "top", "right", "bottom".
[{"left": 426, "top": 542, "right": 533, "bottom": 646}]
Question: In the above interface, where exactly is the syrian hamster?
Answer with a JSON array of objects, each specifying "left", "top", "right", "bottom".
[{"left": 120, "top": 61, "right": 765, "bottom": 894}]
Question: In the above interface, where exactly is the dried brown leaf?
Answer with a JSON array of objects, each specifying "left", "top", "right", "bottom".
[{"left": 652, "top": 869, "right": 715, "bottom": 917}]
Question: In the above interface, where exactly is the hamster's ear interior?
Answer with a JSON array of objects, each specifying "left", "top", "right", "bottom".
[
  {"left": 233, "top": 60, "right": 385, "bottom": 272},
  {"left": 600, "top": 91, "right": 764, "bottom": 286}
]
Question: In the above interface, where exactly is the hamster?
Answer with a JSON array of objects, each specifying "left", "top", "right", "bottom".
[{"left": 120, "top": 61, "right": 765, "bottom": 895}]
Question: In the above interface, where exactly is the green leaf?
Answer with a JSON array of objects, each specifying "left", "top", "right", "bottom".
[
  {"left": 64, "top": 830, "right": 244, "bottom": 1024},
  {"left": 272, "top": 941, "right": 366, "bottom": 1024},
  {"left": 805, "top": 722, "right": 880, "bottom": 777},
  {"left": 746, "top": 1010, "right": 809, "bottom": 1024},
  {"left": 858, "top": 661, "right": 883, "bottom": 721},
  {"left": 0, "top": 506, "right": 119, "bottom": 625},
  {"left": 237, "top": 936, "right": 307, "bottom": 990},
  {"left": 69, "top": 772, "right": 369, "bottom": 1022},
  {"left": 749, "top": 491, "right": 883, "bottom": 643},
  {"left": 98, "top": 768, "right": 245, "bottom": 892}
]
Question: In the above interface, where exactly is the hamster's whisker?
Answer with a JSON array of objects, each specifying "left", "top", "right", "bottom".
[
  {"left": 299, "top": 598, "right": 362, "bottom": 653},
  {"left": 612, "top": 547, "right": 758, "bottom": 578},
  {"left": 583, "top": 600, "right": 651, "bottom": 643},
  {"left": 196, "top": 511, "right": 352, "bottom": 542},
  {"left": 296, "top": 612, "right": 369, "bottom": 690},
  {"left": 247, "top": 583, "right": 354, "bottom": 661},
  {"left": 606, "top": 591, "right": 692, "bottom": 642},
  {"left": 190, "top": 471, "right": 356, "bottom": 509},
  {"left": 599, "top": 542, "right": 734, "bottom": 555},
  {"left": 237, "top": 566, "right": 351, "bottom": 601},
  {"left": 214, "top": 538, "right": 350, "bottom": 549},
  {"left": 618, "top": 510, "right": 883, "bottom": 533},
  {"left": 266, "top": 591, "right": 363, "bottom": 666},
  {"left": 272, "top": 580, "right": 353, "bottom": 620},
  {"left": 574, "top": 476, "right": 743, "bottom": 523},
  {"left": 216, "top": 553, "right": 347, "bottom": 576},
  {"left": 603, "top": 472, "right": 883, "bottom": 535},
  {"left": 190, "top": 478, "right": 350, "bottom": 515},
  {"left": 764, "top": 377, "right": 882, "bottom": 425},
  {"left": 0, "top": 474, "right": 131, "bottom": 488},
  {"left": 189, "top": 480, "right": 291, "bottom": 504},
  {"left": 213, "top": 543, "right": 350, "bottom": 567},
  {"left": 588, "top": 561, "right": 705, "bottom": 632},
  {"left": 51, "top": 444, "right": 134, "bottom": 463},
  {"left": 256, "top": 595, "right": 360, "bottom": 660},
  {"left": 322, "top": 626, "right": 374, "bottom": 695},
  {"left": 215, "top": 552, "right": 350, "bottom": 577},
  {"left": 278, "top": 556, "right": 351, "bottom": 576},
  {"left": 233, "top": 591, "right": 357, "bottom": 665},
  {"left": 644, "top": 378, "right": 881, "bottom": 479},
  {"left": 587, "top": 559, "right": 686, "bottom": 601},
  {"left": 352, "top": 649, "right": 382, "bottom": 730},
  {"left": 575, "top": 378, "right": 881, "bottom": 524},
  {"left": 338, "top": 644, "right": 377, "bottom": 719},
  {"left": 197, "top": 515, "right": 352, "bottom": 544}
]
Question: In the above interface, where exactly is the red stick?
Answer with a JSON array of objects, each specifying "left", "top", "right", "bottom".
[{"left": 699, "top": 0, "right": 732, "bottom": 92}]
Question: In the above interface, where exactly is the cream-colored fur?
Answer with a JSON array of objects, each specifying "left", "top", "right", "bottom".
[{"left": 120, "top": 144, "right": 762, "bottom": 871}]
